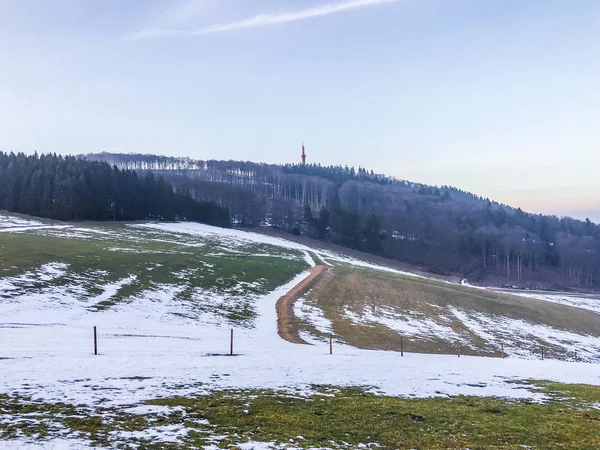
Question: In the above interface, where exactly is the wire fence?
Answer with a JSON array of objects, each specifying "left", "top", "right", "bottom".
[
  {"left": 346, "top": 334, "right": 587, "bottom": 363},
  {"left": 0, "top": 325, "right": 594, "bottom": 363}
]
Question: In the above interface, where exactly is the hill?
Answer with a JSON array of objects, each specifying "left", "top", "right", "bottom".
[
  {"left": 84, "top": 152, "right": 600, "bottom": 292},
  {"left": 1, "top": 211, "right": 599, "bottom": 448}
]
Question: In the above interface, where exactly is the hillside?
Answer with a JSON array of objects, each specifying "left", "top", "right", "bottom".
[
  {"left": 1, "top": 211, "right": 599, "bottom": 448},
  {"left": 84, "top": 152, "right": 600, "bottom": 292}
]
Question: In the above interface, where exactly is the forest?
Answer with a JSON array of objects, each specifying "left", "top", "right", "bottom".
[
  {"left": 85, "top": 152, "right": 600, "bottom": 290},
  {"left": 0, "top": 152, "right": 230, "bottom": 226}
]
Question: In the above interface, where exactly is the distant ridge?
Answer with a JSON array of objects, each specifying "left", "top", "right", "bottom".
[{"left": 83, "top": 151, "right": 600, "bottom": 291}]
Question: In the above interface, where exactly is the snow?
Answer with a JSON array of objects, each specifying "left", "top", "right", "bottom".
[
  {"left": 510, "top": 291, "right": 600, "bottom": 315},
  {"left": 0, "top": 225, "right": 72, "bottom": 233},
  {"left": 0, "top": 214, "right": 108, "bottom": 236},
  {"left": 450, "top": 307, "right": 600, "bottom": 361},
  {"left": 133, "top": 222, "right": 424, "bottom": 279},
  {"left": 0, "top": 263, "right": 69, "bottom": 299},
  {"left": 343, "top": 305, "right": 465, "bottom": 344},
  {"left": 108, "top": 424, "right": 190, "bottom": 444},
  {"left": 0, "top": 218, "right": 598, "bottom": 411},
  {"left": 336, "top": 303, "right": 600, "bottom": 362},
  {"left": 303, "top": 251, "right": 316, "bottom": 267},
  {"left": 0, "top": 439, "right": 96, "bottom": 449},
  {"left": 294, "top": 298, "right": 333, "bottom": 336},
  {"left": 1, "top": 214, "right": 600, "bottom": 447},
  {"left": 122, "top": 404, "right": 179, "bottom": 415},
  {"left": 1, "top": 268, "right": 599, "bottom": 413},
  {"left": 0, "top": 215, "right": 44, "bottom": 229}
]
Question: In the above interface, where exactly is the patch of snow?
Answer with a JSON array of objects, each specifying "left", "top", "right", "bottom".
[
  {"left": 122, "top": 404, "right": 180, "bottom": 415},
  {"left": 450, "top": 307, "right": 600, "bottom": 361},
  {"left": 0, "top": 214, "right": 44, "bottom": 229},
  {"left": 511, "top": 291, "right": 600, "bottom": 315},
  {"left": 109, "top": 424, "right": 191, "bottom": 443},
  {"left": 204, "top": 442, "right": 335, "bottom": 450},
  {"left": 343, "top": 305, "right": 465, "bottom": 343},
  {"left": 0, "top": 225, "right": 72, "bottom": 233},
  {"left": 91, "top": 275, "right": 137, "bottom": 305},
  {"left": 0, "top": 438, "right": 96, "bottom": 449},
  {"left": 294, "top": 298, "right": 333, "bottom": 335},
  {"left": 133, "top": 222, "right": 428, "bottom": 281},
  {"left": 303, "top": 251, "right": 316, "bottom": 267},
  {"left": 0, "top": 263, "right": 69, "bottom": 298},
  {"left": 71, "top": 227, "right": 114, "bottom": 236}
]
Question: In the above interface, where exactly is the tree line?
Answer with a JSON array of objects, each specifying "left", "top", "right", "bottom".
[
  {"left": 85, "top": 153, "right": 600, "bottom": 290},
  {"left": 0, "top": 152, "right": 229, "bottom": 226}
]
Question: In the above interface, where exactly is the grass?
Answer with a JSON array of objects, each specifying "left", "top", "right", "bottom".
[
  {"left": 1, "top": 383, "right": 599, "bottom": 449},
  {"left": 0, "top": 220, "right": 308, "bottom": 325},
  {"left": 298, "top": 266, "right": 600, "bottom": 359}
]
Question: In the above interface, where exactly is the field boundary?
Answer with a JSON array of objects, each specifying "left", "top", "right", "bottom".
[{"left": 276, "top": 265, "right": 328, "bottom": 344}]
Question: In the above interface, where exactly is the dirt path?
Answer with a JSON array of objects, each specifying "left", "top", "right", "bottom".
[{"left": 276, "top": 265, "right": 328, "bottom": 344}]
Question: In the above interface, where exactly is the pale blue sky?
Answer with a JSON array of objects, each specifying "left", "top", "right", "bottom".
[{"left": 1, "top": 0, "right": 599, "bottom": 221}]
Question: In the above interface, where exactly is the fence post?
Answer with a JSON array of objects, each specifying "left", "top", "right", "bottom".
[
  {"left": 230, "top": 329, "right": 233, "bottom": 356},
  {"left": 329, "top": 333, "right": 332, "bottom": 355},
  {"left": 501, "top": 342, "right": 505, "bottom": 359},
  {"left": 93, "top": 326, "right": 97, "bottom": 356},
  {"left": 400, "top": 336, "right": 404, "bottom": 357}
]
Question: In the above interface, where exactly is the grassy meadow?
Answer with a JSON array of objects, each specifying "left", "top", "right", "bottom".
[
  {"left": 2, "top": 383, "right": 599, "bottom": 449},
  {"left": 296, "top": 266, "right": 600, "bottom": 360}
]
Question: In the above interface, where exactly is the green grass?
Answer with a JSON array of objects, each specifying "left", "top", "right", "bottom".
[
  {"left": 0, "top": 220, "right": 308, "bottom": 325},
  {"left": 2, "top": 383, "right": 599, "bottom": 449}
]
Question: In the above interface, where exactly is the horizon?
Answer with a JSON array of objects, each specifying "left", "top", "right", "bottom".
[
  {"left": 34, "top": 148, "right": 600, "bottom": 225},
  {"left": 1, "top": 0, "right": 599, "bottom": 222}
]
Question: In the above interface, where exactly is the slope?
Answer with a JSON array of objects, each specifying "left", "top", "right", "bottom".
[
  {"left": 296, "top": 266, "right": 600, "bottom": 361},
  {"left": 1, "top": 211, "right": 600, "bottom": 448}
]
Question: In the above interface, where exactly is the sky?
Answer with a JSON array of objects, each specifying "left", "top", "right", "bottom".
[{"left": 0, "top": 0, "right": 599, "bottom": 221}]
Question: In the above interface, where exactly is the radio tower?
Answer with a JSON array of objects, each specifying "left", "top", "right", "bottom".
[{"left": 301, "top": 143, "right": 306, "bottom": 165}]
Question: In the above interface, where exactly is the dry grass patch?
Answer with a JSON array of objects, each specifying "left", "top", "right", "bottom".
[{"left": 298, "top": 267, "right": 600, "bottom": 358}]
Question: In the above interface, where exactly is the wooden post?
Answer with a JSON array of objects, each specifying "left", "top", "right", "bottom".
[
  {"left": 329, "top": 333, "right": 332, "bottom": 355},
  {"left": 456, "top": 340, "right": 460, "bottom": 358},
  {"left": 230, "top": 329, "right": 233, "bottom": 356},
  {"left": 501, "top": 342, "right": 505, "bottom": 359},
  {"left": 541, "top": 347, "right": 544, "bottom": 361},
  {"left": 93, "top": 326, "right": 97, "bottom": 356},
  {"left": 400, "top": 336, "right": 404, "bottom": 357}
]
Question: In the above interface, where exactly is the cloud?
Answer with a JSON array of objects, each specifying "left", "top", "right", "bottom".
[{"left": 129, "top": 0, "right": 401, "bottom": 40}]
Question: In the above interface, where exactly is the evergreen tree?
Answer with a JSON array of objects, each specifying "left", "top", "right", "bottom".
[{"left": 0, "top": 152, "right": 230, "bottom": 226}]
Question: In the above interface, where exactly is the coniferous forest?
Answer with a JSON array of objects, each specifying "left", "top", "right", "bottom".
[{"left": 0, "top": 152, "right": 229, "bottom": 226}]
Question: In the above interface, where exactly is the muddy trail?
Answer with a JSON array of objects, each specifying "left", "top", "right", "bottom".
[{"left": 276, "top": 265, "right": 328, "bottom": 344}]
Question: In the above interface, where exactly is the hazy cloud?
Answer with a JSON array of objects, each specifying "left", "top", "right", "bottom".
[{"left": 129, "top": 0, "right": 401, "bottom": 39}]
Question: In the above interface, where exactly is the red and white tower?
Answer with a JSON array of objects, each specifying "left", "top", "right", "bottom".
[{"left": 301, "top": 143, "right": 306, "bottom": 165}]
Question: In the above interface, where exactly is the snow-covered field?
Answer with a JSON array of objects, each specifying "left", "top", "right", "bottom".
[
  {"left": 510, "top": 290, "right": 600, "bottom": 314},
  {"left": 1, "top": 215, "right": 600, "bottom": 448},
  {"left": 2, "top": 268, "right": 599, "bottom": 400}
]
